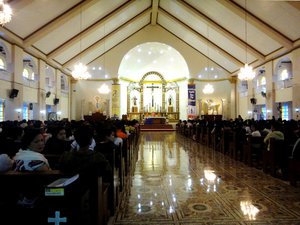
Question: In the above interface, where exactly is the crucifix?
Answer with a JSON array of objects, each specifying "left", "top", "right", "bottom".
[
  {"left": 47, "top": 211, "right": 67, "bottom": 225},
  {"left": 146, "top": 83, "right": 159, "bottom": 107}
]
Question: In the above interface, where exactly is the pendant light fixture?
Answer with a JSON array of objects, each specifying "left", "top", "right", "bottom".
[
  {"left": 71, "top": 5, "right": 90, "bottom": 80},
  {"left": 203, "top": 24, "right": 214, "bottom": 94},
  {"left": 238, "top": 0, "right": 255, "bottom": 81},
  {"left": 0, "top": 0, "right": 12, "bottom": 26}
]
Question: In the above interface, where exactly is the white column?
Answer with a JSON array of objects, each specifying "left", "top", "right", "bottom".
[
  {"left": 292, "top": 49, "right": 300, "bottom": 120},
  {"left": 36, "top": 59, "right": 46, "bottom": 120},
  {"left": 229, "top": 78, "right": 236, "bottom": 119},
  {"left": 10, "top": 45, "right": 24, "bottom": 121},
  {"left": 265, "top": 61, "right": 274, "bottom": 119}
]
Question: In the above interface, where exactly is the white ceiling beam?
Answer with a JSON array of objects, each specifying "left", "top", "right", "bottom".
[
  {"left": 159, "top": 9, "right": 243, "bottom": 67},
  {"left": 48, "top": 0, "right": 134, "bottom": 59},
  {"left": 217, "top": 0, "right": 293, "bottom": 49},
  {"left": 179, "top": 0, "right": 264, "bottom": 61},
  {"left": 9, "top": 0, "right": 34, "bottom": 9},
  {"left": 0, "top": 26, "right": 24, "bottom": 46},
  {"left": 23, "top": 0, "right": 96, "bottom": 48},
  {"left": 287, "top": 2, "right": 300, "bottom": 11},
  {"left": 63, "top": 9, "right": 151, "bottom": 69},
  {"left": 151, "top": 0, "right": 159, "bottom": 25}
]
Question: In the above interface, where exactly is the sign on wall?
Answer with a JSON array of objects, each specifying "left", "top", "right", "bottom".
[
  {"left": 111, "top": 84, "right": 120, "bottom": 117},
  {"left": 188, "top": 84, "right": 196, "bottom": 118}
]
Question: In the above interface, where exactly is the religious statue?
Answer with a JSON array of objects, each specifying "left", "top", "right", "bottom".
[
  {"left": 168, "top": 95, "right": 172, "bottom": 106},
  {"left": 132, "top": 96, "right": 137, "bottom": 106},
  {"left": 94, "top": 96, "right": 100, "bottom": 110}
]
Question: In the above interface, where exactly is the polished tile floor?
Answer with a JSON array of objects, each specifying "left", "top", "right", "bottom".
[{"left": 113, "top": 132, "right": 300, "bottom": 225}]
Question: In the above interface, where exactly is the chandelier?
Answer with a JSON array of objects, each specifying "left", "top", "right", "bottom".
[
  {"left": 238, "top": 64, "right": 255, "bottom": 80},
  {"left": 203, "top": 25, "right": 214, "bottom": 95},
  {"left": 203, "top": 83, "right": 214, "bottom": 94},
  {"left": 238, "top": 0, "right": 255, "bottom": 81},
  {"left": 71, "top": 6, "right": 90, "bottom": 80},
  {"left": 0, "top": 0, "right": 12, "bottom": 26},
  {"left": 71, "top": 62, "right": 90, "bottom": 80},
  {"left": 98, "top": 83, "right": 110, "bottom": 94}
]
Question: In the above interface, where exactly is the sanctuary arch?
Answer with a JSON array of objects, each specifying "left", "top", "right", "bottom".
[{"left": 127, "top": 71, "right": 179, "bottom": 122}]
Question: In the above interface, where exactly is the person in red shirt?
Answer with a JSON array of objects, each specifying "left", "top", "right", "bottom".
[{"left": 115, "top": 122, "right": 128, "bottom": 139}]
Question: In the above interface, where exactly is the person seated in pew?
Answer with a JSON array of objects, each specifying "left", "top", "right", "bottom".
[
  {"left": 111, "top": 125, "right": 123, "bottom": 147},
  {"left": 291, "top": 130, "right": 300, "bottom": 160},
  {"left": 70, "top": 125, "right": 96, "bottom": 152},
  {"left": 43, "top": 126, "right": 71, "bottom": 154},
  {"left": 94, "top": 126, "right": 120, "bottom": 177},
  {"left": 115, "top": 122, "right": 128, "bottom": 140},
  {"left": 59, "top": 125, "right": 112, "bottom": 182},
  {"left": 13, "top": 127, "right": 51, "bottom": 171},
  {"left": 250, "top": 123, "right": 261, "bottom": 137},
  {"left": 264, "top": 122, "right": 284, "bottom": 151},
  {"left": 95, "top": 126, "right": 118, "bottom": 150},
  {"left": 12, "top": 128, "right": 51, "bottom": 208},
  {"left": 0, "top": 124, "right": 23, "bottom": 158},
  {"left": 0, "top": 153, "right": 13, "bottom": 172}
]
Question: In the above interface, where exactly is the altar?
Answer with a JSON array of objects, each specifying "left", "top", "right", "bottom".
[
  {"left": 144, "top": 117, "right": 166, "bottom": 125},
  {"left": 126, "top": 72, "right": 180, "bottom": 123}
]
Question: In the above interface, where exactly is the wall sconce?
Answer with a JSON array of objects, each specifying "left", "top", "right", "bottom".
[
  {"left": 15, "top": 108, "right": 21, "bottom": 121},
  {"left": 57, "top": 111, "right": 62, "bottom": 120},
  {"left": 40, "top": 110, "right": 46, "bottom": 121},
  {"left": 266, "top": 109, "right": 272, "bottom": 119},
  {"left": 295, "top": 108, "right": 299, "bottom": 118}
]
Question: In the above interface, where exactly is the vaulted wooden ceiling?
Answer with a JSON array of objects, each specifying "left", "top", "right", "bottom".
[{"left": 1, "top": 0, "right": 300, "bottom": 79}]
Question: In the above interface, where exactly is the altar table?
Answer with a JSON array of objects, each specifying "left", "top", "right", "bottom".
[{"left": 144, "top": 117, "right": 166, "bottom": 125}]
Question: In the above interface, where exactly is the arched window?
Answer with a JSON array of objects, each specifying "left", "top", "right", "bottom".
[
  {"left": 279, "top": 69, "right": 289, "bottom": 81},
  {"left": 23, "top": 60, "right": 35, "bottom": 80},
  {"left": 276, "top": 60, "right": 292, "bottom": 89},
  {"left": 22, "top": 67, "right": 30, "bottom": 79},
  {"left": 0, "top": 99, "right": 4, "bottom": 121},
  {"left": 61, "top": 75, "right": 66, "bottom": 90},
  {"left": 23, "top": 103, "right": 28, "bottom": 121},
  {"left": 45, "top": 65, "right": 55, "bottom": 88},
  {"left": 0, "top": 58, "right": 5, "bottom": 70},
  {"left": 255, "top": 69, "right": 266, "bottom": 93},
  {"left": 0, "top": 46, "right": 7, "bottom": 71},
  {"left": 260, "top": 76, "right": 266, "bottom": 86}
]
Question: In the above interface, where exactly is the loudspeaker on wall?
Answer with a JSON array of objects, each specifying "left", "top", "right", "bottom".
[
  {"left": 54, "top": 98, "right": 59, "bottom": 105},
  {"left": 9, "top": 89, "right": 19, "bottom": 98},
  {"left": 29, "top": 103, "right": 33, "bottom": 110},
  {"left": 250, "top": 98, "right": 257, "bottom": 105},
  {"left": 46, "top": 91, "right": 51, "bottom": 98}
]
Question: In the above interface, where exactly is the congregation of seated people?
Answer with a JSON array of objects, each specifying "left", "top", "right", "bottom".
[
  {"left": 177, "top": 116, "right": 300, "bottom": 184},
  {"left": 0, "top": 118, "right": 140, "bottom": 224}
]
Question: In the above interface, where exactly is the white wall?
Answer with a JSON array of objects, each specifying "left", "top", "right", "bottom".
[{"left": 72, "top": 80, "right": 112, "bottom": 120}]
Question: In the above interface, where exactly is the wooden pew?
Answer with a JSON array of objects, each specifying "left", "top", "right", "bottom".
[
  {"left": 288, "top": 158, "right": 300, "bottom": 186},
  {"left": 228, "top": 129, "right": 238, "bottom": 159},
  {"left": 263, "top": 138, "right": 285, "bottom": 177},
  {"left": 95, "top": 145, "right": 119, "bottom": 215},
  {"left": 0, "top": 170, "right": 109, "bottom": 225},
  {"left": 243, "top": 136, "right": 264, "bottom": 167}
]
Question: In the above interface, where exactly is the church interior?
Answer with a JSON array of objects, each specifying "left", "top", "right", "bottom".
[{"left": 0, "top": 0, "right": 300, "bottom": 224}]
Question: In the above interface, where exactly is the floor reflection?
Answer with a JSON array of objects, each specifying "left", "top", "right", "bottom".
[{"left": 113, "top": 132, "right": 300, "bottom": 224}]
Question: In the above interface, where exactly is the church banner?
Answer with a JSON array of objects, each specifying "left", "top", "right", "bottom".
[
  {"left": 111, "top": 84, "right": 120, "bottom": 118},
  {"left": 188, "top": 84, "right": 196, "bottom": 118}
]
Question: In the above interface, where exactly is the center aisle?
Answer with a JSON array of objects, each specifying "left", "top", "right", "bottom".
[{"left": 112, "top": 132, "right": 300, "bottom": 225}]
